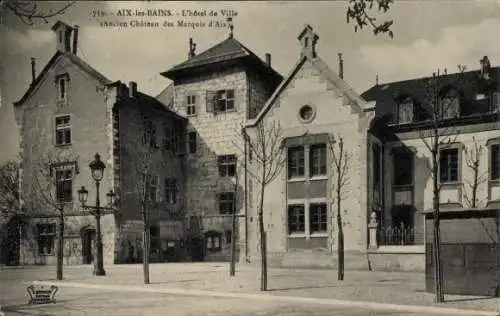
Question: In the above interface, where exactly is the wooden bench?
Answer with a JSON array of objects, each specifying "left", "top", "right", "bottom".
[{"left": 26, "top": 285, "right": 58, "bottom": 305}]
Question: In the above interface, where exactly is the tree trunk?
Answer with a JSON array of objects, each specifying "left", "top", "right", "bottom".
[
  {"left": 229, "top": 208, "right": 237, "bottom": 276},
  {"left": 432, "top": 145, "right": 444, "bottom": 303},
  {"left": 56, "top": 205, "right": 64, "bottom": 280},
  {"left": 258, "top": 180, "right": 267, "bottom": 291},
  {"left": 142, "top": 204, "right": 150, "bottom": 285},
  {"left": 337, "top": 212, "right": 344, "bottom": 281}
]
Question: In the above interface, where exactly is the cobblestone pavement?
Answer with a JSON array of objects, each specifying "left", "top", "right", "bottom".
[
  {"left": 1, "top": 263, "right": 499, "bottom": 316},
  {"left": 1, "top": 288, "right": 459, "bottom": 316}
]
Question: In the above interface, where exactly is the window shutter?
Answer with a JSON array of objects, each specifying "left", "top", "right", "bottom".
[{"left": 206, "top": 91, "right": 216, "bottom": 113}]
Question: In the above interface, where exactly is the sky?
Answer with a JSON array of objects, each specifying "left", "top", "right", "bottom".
[{"left": 1, "top": 0, "right": 500, "bottom": 163}]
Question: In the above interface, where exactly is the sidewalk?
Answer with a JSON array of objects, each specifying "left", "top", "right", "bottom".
[{"left": 29, "top": 263, "right": 500, "bottom": 314}]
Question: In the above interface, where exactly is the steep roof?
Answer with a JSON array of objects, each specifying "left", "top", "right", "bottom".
[
  {"left": 13, "top": 51, "right": 112, "bottom": 107},
  {"left": 161, "top": 36, "right": 282, "bottom": 81},
  {"left": 107, "top": 81, "right": 186, "bottom": 121},
  {"left": 361, "top": 67, "right": 500, "bottom": 119},
  {"left": 246, "top": 55, "right": 374, "bottom": 128}
]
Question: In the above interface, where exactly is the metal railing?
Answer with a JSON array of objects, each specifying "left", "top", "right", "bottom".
[{"left": 378, "top": 223, "right": 424, "bottom": 246}]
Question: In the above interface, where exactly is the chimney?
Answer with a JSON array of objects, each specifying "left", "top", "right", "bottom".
[
  {"left": 129, "top": 81, "right": 137, "bottom": 98},
  {"left": 338, "top": 53, "right": 344, "bottom": 79},
  {"left": 265, "top": 53, "right": 271, "bottom": 67},
  {"left": 188, "top": 38, "right": 196, "bottom": 59},
  {"left": 52, "top": 21, "right": 74, "bottom": 53},
  {"left": 298, "top": 25, "right": 319, "bottom": 60},
  {"left": 72, "top": 25, "right": 79, "bottom": 55},
  {"left": 30, "top": 57, "right": 36, "bottom": 84}
]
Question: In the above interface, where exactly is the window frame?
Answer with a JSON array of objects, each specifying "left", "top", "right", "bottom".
[
  {"left": 54, "top": 115, "right": 72, "bottom": 146},
  {"left": 187, "top": 131, "right": 197, "bottom": 154},
  {"left": 309, "top": 144, "right": 327, "bottom": 177},
  {"left": 36, "top": 223, "right": 56, "bottom": 255},
  {"left": 164, "top": 178, "right": 178, "bottom": 204},
  {"left": 438, "top": 144, "right": 462, "bottom": 185},
  {"left": 287, "top": 204, "right": 305, "bottom": 235},
  {"left": 487, "top": 138, "right": 500, "bottom": 183},
  {"left": 396, "top": 97, "right": 414, "bottom": 124},
  {"left": 439, "top": 89, "right": 460, "bottom": 120},
  {"left": 287, "top": 146, "right": 305, "bottom": 179},
  {"left": 217, "top": 154, "right": 237, "bottom": 177},
  {"left": 392, "top": 147, "right": 414, "bottom": 187},
  {"left": 55, "top": 169, "right": 73, "bottom": 203},
  {"left": 144, "top": 174, "right": 159, "bottom": 202},
  {"left": 215, "top": 89, "right": 235, "bottom": 113},
  {"left": 186, "top": 94, "right": 197, "bottom": 116},
  {"left": 218, "top": 192, "right": 235, "bottom": 215},
  {"left": 309, "top": 203, "right": 328, "bottom": 234}
]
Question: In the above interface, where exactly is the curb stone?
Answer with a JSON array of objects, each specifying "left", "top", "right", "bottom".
[{"left": 29, "top": 281, "right": 500, "bottom": 316}]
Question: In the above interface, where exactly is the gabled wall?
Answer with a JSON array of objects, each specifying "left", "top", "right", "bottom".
[{"left": 245, "top": 58, "right": 374, "bottom": 266}]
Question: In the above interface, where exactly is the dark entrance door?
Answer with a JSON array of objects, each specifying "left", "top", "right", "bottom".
[
  {"left": 81, "top": 229, "right": 95, "bottom": 264},
  {"left": 1, "top": 218, "right": 21, "bottom": 266},
  {"left": 190, "top": 236, "right": 204, "bottom": 262}
]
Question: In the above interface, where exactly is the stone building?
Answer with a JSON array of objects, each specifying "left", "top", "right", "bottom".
[
  {"left": 10, "top": 21, "right": 185, "bottom": 266},
  {"left": 158, "top": 32, "right": 283, "bottom": 261},
  {"left": 363, "top": 56, "right": 500, "bottom": 271},
  {"left": 243, "top": 25, "right": 375, "bottom": 268}
]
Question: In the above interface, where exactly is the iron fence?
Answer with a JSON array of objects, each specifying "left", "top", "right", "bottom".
[{"left": 378, "top": 223, "right": 425, "bottom": 246}]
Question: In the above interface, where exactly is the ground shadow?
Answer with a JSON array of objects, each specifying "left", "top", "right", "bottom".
[
  {"left": 444, "top": 296, "right": 499, "bottom": 303},
  {"left": 150, "top": 279, "right": 199, "bottom": 285},
  {"left": 267, "top": 284, "right": 352, "bottom": 291}
]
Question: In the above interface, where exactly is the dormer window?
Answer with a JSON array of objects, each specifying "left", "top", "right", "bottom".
[
  {"left": 440, "top": 89, "right": 460, "bottom": 119},
  {"left": 396, "top": 97, "right": 414, "bottom": 124}
]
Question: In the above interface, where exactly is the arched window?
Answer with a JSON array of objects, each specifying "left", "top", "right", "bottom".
[
  {"left": 440, "top": 88, "right": 460, "bottom": 119},
  {"left": 396, "top": 96, "right": 414, "bottom": 124}
]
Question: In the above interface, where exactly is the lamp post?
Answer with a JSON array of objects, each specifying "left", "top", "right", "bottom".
[{"left": 77, "top": 153, "right": 116, "bottom": 276}]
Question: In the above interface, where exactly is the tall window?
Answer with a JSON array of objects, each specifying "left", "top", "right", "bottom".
[
  {"left": 142, "top": 117, "right": 157, "bottom": 148},
  {"left": 309, "top": 144, "right": 327, "bottom": 176},
  {"left": 288, "top": 146, "right": 305, "bottom": 179},
  {"left": 218, "top": 192, "right": 235, "bottom": 214},
  {"left": 187, "top": 131, "right": 197, "bottom": 154},
  {"left": 492, "top": 92, "right": 500, "bottom": 112},
  {"left": 287, "top": 204, "right": 305, "bottom": 234},
  {"left": 150, "top": 226, "right": 160, "bottom": 256},
  {"left": 440, "top": 90, "right": 460, "bottom": 119},
  {"left": 55, "top": 115, "right": 71, "bottom": 146},
  {"left": 144, "top": 174, "right": 159, "bottom": 202},
  {"left": 393, "top": 149, "right": 413, "bottom": 186},
  {"left": 439, "top": 148, "right": 459, "bottom": 183},
  {"left": 490, "top": 144, "right": 500, "bottom": 181},
  {"left": 57, "top": 77, "right": 67, "bottom": 100},
  {"left": 217, "top": 155, "right": 236, "bottom": 177},
  {"left": 309, "top": 203, "right": 327, "bottom": 233},
  {"left": 397, "top": 98, "right": 414, "bottom": 124},
  {"left": 164, "top": 178, "right": 177, "bottom": 204},
  {"left": 373, "top": 143, "right": 382, "bottom": 188},
  {"left": 216, "top": 89, "right": 235, "bottom": 112},
  {"left": 56, "top": 169, "right": 73, "bottom": 202},
  {"left": 186, "top": 95, "right": 196, "bottom": 116},
  {"left": 37, "top": 223, "right": 56, "bottom": 255}
]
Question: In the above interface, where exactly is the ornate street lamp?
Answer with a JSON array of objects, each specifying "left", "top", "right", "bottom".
[{"left": 77, "top": 153, "right": 116, "bottom": 276}]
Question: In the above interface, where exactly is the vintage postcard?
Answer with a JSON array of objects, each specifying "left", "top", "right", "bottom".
[{"left": 1, "top": 1, "right": 500, "bottom": 315}]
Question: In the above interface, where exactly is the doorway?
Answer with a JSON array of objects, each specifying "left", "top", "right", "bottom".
[
  {"left": 189, "top": 235, "right": 204, "bottom": 262},
  {"left": 81, "top": 228, "right": 95, "bottom": 264}
]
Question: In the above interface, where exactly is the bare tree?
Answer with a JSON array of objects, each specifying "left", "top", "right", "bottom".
[
  {"left": 418, "top": 66, "right": 466, "bottom": 303},
  {"left": 1, "top": 1, "right": 75, "bottom": 25},
  {"left": 241, "top": 121, "right": 285, "bottom": 291},
  {"left": 121, "top": 110, "right": 184, "bottom": 284},
  {"left": 327, "top": 135, "right": 352, "bottom": 281},
  {"left": 463, "top": 137, "right": 487, "bottom": 209},
  {"left": 32, "top": 149, "right": 79, "bottom": 280},
  {"left": 346, "top": 0, "right": 394, "bottom": 38}
]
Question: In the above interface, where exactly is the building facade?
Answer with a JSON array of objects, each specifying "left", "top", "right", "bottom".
[
  {"left": 363, "top": 57, "right": 500, "bottom": 271},
  {"left": 10, "top": 21, "right": 186, "bottom": 266},
  {"left": 159, "top": 33, "right": 282, "bottom": 261}
]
